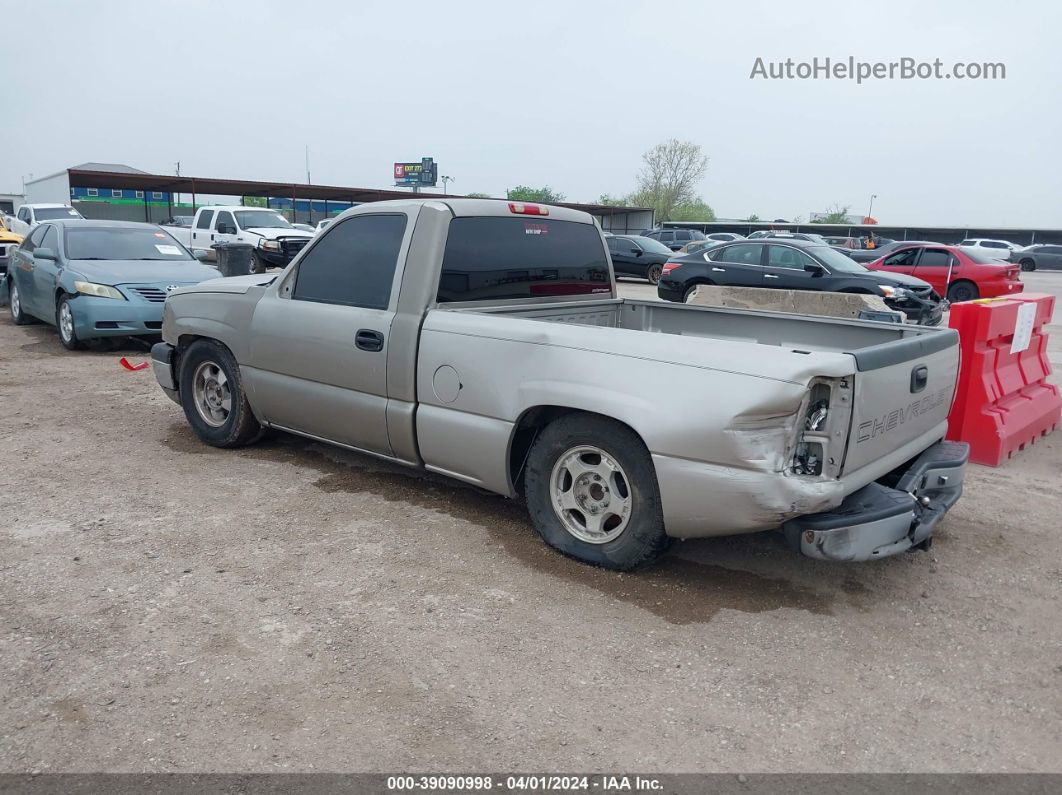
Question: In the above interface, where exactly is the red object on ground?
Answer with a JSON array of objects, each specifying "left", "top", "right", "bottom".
[
  {"left": 946, "top": 294, "right": 1061, "bottom": 466},
  {"left": 119, "top": 357, "right": 149, "bottom": 371},
  {"left": 866, "top": 243, "right": 1023, "bottom": 302}
]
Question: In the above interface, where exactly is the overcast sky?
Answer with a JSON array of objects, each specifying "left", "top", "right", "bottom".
[{"left": 2, "top": 0, "right": 1059, "bottom": 227}]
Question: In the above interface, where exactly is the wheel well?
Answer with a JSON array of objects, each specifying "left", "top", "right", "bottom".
[
  {"left": 507, "top": 406, "right": 647, "bottom": 496},
  {"left": 948, "top": 278, "right": 977, "bottom": 290},
  {"left": 1020, "top": 258, "right": 1035, "bottom": 267}
]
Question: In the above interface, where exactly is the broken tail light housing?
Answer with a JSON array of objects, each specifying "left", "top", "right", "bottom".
[{"left": 791, "top": 377, "right": 853, "bottom": 478}]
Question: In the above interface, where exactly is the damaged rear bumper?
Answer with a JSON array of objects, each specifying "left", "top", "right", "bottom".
[{"left": 783, "top": 440, "right": 969, "bottom": 561}]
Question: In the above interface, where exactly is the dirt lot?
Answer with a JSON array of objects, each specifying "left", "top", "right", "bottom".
[{"left": 1, "top": 275, "right": 1060, "bottom": 774}]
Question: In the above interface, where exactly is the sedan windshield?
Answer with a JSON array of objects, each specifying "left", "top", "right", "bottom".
[
  {"left": 235, "top": 211, "right": 292, "bottom": 229},
  {"left": 65, "top": 227, "right": 194, "bottom": 261},
  {"left": 805, "top": 245, "right": 871, "bottom": 273}
]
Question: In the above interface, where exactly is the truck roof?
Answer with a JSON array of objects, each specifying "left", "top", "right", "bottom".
[{"left": 336, "top": 198, "right": 595, "bottom": 225}]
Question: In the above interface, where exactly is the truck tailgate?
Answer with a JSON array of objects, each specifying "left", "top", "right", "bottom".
[{"left": 843, "top": 331, "right": 960, "bottom": 474}]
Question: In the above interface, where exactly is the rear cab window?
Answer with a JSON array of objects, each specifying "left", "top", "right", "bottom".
[{"left": 437, "top": 217, "right": 610, "bottom": 302}]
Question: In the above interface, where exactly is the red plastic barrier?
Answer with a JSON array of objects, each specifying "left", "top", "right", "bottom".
[{"left": 946, "top": 293, "right": 1061, "bottom": 466}]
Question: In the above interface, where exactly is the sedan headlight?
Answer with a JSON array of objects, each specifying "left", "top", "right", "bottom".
[
  {"left": 259, "top": 239, "right": 281, "bottom": 251},
  {"left": 878, "top": 285, "right": 910, "bottom": 300},
  {"left": 74, "top": 280, "right": 125, "bottom": 300}
]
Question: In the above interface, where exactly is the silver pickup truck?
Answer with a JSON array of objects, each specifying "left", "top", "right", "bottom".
[{"left": 151, "top": 198, "right": 969, "bottom": 570}]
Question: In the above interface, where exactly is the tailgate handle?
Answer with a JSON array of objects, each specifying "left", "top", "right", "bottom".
[{"left": 911, "top": 365, "right": 929, "bottom": 393}]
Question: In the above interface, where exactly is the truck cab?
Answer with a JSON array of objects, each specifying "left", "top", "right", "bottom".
[
  {"left": 10, "top": 203, "right": 83, "bottom": 236},
  {"left": 185, "top": 206, "right": 314, "bottom": 272}
]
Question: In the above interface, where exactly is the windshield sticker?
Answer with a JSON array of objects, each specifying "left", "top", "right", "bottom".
[
  {"left": 155, "top": 244, "right": 183, "bottom": 255},
  {"left": 525, "top": 223, "right": 549, "bottom": 236},
  {"left": 154, "top": 232, "right": 167, "bottom": 238}
]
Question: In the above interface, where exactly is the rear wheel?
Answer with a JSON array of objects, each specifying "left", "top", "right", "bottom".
[
  {"left": 524, "top": 414, "right": 670, "bottom": 570},
  {"left": 646, "top": 264, "right": 663, "bottom": 285},
  {"left": 9, "top": 281, "right": 35, "bottom": 325},
  {"left": 1019, "top": 259, "right": 1036, "bottom": 272},
  {"left": 178, "top": 339, "right": 264, "bottom": 448},
  {"left": 56, "top": 296, "right": 84, "bottom": 350},
  {"left": 946, "top": 281, "right": 979, "bottom": 303},
  {"left": 683, "top": 283, "right": 711, "bottom": 302}
]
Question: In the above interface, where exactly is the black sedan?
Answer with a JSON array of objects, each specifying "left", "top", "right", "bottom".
[
  {"left": 605, "top": 234, "right": 675, "bottom": 284},
  {"left": 657, "top": 238, "right": 944, "bottom": 325},
  {"left": 1010, "top": 244, "right": 1062, "bottom": 272}
]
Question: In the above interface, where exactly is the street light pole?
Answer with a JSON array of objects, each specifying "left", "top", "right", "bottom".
[
  {"left": 867, "top": 193, "right": 877, "bottom": 220},
  {"left": 441, "top": 175, "right": 454, "bottom": 194}
]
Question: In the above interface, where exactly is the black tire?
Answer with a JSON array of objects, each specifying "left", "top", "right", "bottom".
[
  {"left": 8, "top": 280, "right": 35, "bottom": 325},
  {"left": 1020, "top": 259, "right": 1036, "bottom": 272},
  {"left": 56, "top": 295, "right": 84, "bottom": 350},
  {"left": 946, "top": 281, "right": 979, "bottom": 303},
  {"left": 646, "top": 264, "right": 663, "bottom": 285},
  {"left": 178, "top": 339, "right": 264, "bottom": 448},
  {"left": 524, "top": 413, "right": 670, "bottom": 571},
  {"left": 249, "top": 251, "right": 266, "bottom": 274},
  {"left": 683, "top": 283, "right": 710, "bottom": 302}
]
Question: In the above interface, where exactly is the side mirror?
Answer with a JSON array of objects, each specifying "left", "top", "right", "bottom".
[
  {"left": 631, "top": 248, "right": 642, "bottom": 256},
  {"left": 804, "top": 262, "right": 826, "bottom": 276},
  {"left": 193, "top": 249, "right": 210, "bottom": 261},
  {"left": 34, "top": 247, "right": 56, "bottom": 261}
]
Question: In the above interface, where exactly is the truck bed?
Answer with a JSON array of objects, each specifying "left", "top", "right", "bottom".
[{"left": 468, "top": 298, "right": 953, "bottom": 367}]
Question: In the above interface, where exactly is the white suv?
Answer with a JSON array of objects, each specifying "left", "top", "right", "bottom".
[{"left": 958, "top": 238, "right": 1021, "bottom": 260}]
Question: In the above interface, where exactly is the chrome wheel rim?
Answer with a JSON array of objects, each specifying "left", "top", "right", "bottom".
[
  {"left": 58, "top": 302, "right": 74, "bottom": 342},
  {"left": 192, "top": 360, "right": 231, "bottom": 428},
  {"left": 550, "top": 445, "right": 632, "bottom": 544},
  {"left": 10, "top": 284, "right": 19, "bottom": 319}
]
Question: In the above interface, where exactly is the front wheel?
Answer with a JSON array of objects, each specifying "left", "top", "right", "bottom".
[
  {"left": 646, "top": 264, "right": 663, "bottom": 285},
  {"left": 946, "top": 281, "right": 979, "bottom": 303},
  {"left": 178, "top": 339, "right": 264, "bottom": 448},
  {"left": 56, "top": 295, "right": 84, "bottom": 350},
  {"left": 249, "top": 251, "right": 266, "bottom": 274},
  {"left": 524, "top": 414, "right": 670, "bottom": 570},
  {"left": 1020, "top": 259, "right": 1036, "bottom": 272}
]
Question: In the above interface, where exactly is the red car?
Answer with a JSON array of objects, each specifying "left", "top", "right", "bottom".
[{"left": 866, "top": 243, "right": 1023, "bottom": 303}]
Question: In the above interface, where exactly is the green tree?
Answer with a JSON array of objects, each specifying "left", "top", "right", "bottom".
[
  {"left": 596, "top": 194, "right": 629, "bottom": 207},
  {"left": 506, "top": 185, "right": 566, "bottom": 203},
  {"left": 465, "top": 192, "right": 492, "bottom": 198},
  {"left": 744, "top": 213, "right": 761, "bottom": 223},
  {"left": 667, "top": 199, "right": 716, "bottom": 222},
  {"left": 632, "top": 138, "right": 710, "bottom": 221},
  {"left": 811, "top": 204, "right": 850, "bottom": 224}
]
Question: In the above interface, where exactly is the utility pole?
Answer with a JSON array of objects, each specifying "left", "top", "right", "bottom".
[
  {"left": 174, "top": 162, "right": 181, "bottom": 209},
  {"left": 305, "top": 145, "right": 311, "bottom": 185},
  {"left": 441, "top": 175, "right": 454, "bottom": 194}
]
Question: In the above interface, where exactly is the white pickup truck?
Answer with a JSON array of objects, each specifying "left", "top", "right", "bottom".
[
  {"left": 165, "top": 206, "right": 314, "bottom": 273},
  {"left": 151, "top": 198, "right": 969, "bottom": 570}
]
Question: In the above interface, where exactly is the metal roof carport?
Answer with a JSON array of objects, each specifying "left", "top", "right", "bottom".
[{"left": 62, "top": 167, "right": 654, "bottom": 230}]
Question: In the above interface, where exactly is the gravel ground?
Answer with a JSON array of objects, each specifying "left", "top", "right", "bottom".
[{"left": 0, "top": 275, "right": 1060, "bottom": 774}]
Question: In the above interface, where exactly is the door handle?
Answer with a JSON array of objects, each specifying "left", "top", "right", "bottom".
[
  {"left": 711, "top": 267, "right": 725, "bottom": 272},
  {"left": 764, "top": 273, "right": 780, "bottom": 279},
  {"left": 355, "top": 329, "right": 385, "bottom": 352}
]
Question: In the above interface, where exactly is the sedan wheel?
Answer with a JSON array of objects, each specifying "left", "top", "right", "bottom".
[
  {"left": 646, "top": 264, "right": 663, "bottom": 285},
  {"left": 1020, "top": 259, "right": 1036, "bottom": 272},
  {"left": 10, "top": 282, "right": 33, "bottom": 325},
  {"left": 946, "top": 282, "right": 979, "bottom": 303},
  {"left": 56, "top": 296, "right": 84, "bottom": 350}
]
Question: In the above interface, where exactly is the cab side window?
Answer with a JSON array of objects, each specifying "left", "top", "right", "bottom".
[
  {"left": 713, "top": 243, "right": 763, "bottom": 265},
  {"left": 767, "top": 245, "right": 817, "bottom": 269},
  {"left": 195, "top": 211, "right": 214, "bottom": 229},
  {"left": 215, "top": 211, "right": 236, "bottom": 232},
  {"left": 292, "top": 214, "right": 406, "bottom": 310},
  {"left": 917, "top": 249, "right": 953, "bottom": 267},
  {"left": 40, "top": 225, "right": 58, "bottom": 252}
]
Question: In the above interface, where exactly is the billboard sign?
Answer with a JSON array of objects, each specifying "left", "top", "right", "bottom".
[{"left": 394, "top": 157, "right": 437, "bottom": 187}]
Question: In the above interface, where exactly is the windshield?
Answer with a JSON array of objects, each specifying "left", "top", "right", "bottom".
[
  {"left": 65, "top": 227, "right": 194, "bottom": 261},
  {"left": 235, "top": 211, "right": 292, "bottom": 230},
  {"left": 629, "top": 236, "right": 673, "bottom": 255},
  {"left": 806, "top": 245, "right": 871, "bottom": 273},
  {"left": 35, "top": 207, "right": 81, "bottom": 221}
]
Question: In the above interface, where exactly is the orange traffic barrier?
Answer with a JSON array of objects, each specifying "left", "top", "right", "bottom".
[{"left": 946, "top": 293, "right": 1061, "bottom": 466}]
